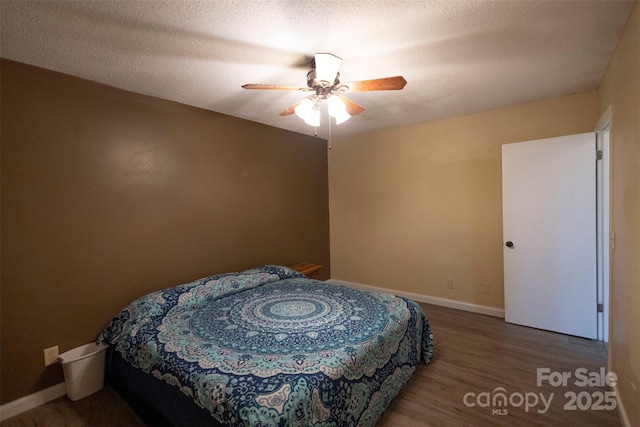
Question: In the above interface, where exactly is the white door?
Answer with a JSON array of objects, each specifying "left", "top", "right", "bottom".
[{"left": 502, "top": 132, "right": 597, "bottom": 339}]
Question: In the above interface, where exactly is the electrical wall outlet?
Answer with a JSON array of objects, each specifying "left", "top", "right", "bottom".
[
  {"left": 44, "top": 345, "right": 59, "bottom": 366},
  {"left": 447, "top": 278, "right": 455, "bottom": 289},
  {"left": 482, "top": 283, "right": 491, "bottom": 294}
]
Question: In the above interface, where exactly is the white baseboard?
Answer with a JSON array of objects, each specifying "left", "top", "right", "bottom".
[
  {"left": 328, "top": 278, "right": 505, "bottom": 318},
  {"left": 0, "top": 382, "right": 66, "bottom": 422},
  {"left": 612, "top": 383, "right": 632, "bottom": 427}
]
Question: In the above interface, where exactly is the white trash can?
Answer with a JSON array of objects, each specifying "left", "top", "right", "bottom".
[{"left": 58, "top": 342, "right": 109, "bottom": 401}]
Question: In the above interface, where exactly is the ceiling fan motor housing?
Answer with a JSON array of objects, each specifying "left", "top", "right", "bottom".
[{"left": 306, "top": 69, "right": 341, "bottom": 97}]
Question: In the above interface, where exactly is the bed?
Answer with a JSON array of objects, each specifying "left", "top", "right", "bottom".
[{"left": 99, "top": 265, "right": 434, "bottom": 426}]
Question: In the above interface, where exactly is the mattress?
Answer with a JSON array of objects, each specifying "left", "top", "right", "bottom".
[{"left": 99, "top": 265, "right": 434, "bottom": 426}]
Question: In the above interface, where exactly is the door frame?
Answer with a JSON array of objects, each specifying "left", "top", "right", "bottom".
[{"left": 596, "top": 106, "right": 612, "bottom": 344}]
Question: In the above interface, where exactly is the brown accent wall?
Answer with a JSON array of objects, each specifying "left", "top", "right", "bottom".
[{"left": 0, "top": 59, "right": 330, "bottom": 403}]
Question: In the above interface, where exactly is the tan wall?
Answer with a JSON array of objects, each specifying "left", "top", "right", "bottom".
[
  {"left": 0, "top": 59, "right": 330, "bottom": 404},
  {"left": 329, "top": 91, "right": 597, "bottom": 309},
  {"left": 597, "top": 3, "right": 640, "bottom": 425}
]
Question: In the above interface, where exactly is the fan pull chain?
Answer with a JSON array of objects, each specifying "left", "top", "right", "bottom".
[{"left": 328, "top": 115, "right": 332, "bottom": 150}]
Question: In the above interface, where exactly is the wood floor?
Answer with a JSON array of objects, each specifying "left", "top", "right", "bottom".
[{"left": 2, "top": 303, "right": 621, "bottom": 426}]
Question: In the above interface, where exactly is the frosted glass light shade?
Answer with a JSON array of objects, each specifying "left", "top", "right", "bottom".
[
  {"left": 304, "top": 108, "right": 321, "bottom": 127},
  {"left": 333, "top": 109, "right": 351, "bottom": 125},
  {"left": 328, "top": 96, "right": 351, "bottom": 125},
  {"left": 294, "top": 98, "right": 314, "bottom": 120}
]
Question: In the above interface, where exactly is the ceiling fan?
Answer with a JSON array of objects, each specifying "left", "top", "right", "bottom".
[{"left": 242, "top": 53, "right": 407, "bottom": 127}]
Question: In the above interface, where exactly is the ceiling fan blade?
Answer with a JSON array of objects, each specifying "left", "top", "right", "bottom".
[
  {"left": 314, "top": 53, "right": 342, "bottom": 83},
  {"left": 342, "top": 76, "right": 407, "bottom": 92},
  {"left": 279, "top": 100, "right": 302, "bottom": 116},
  {"left": 242, "top": 84, "right": 305, "bottom": 91},
  {"left": 336, "top": 94, "right": 364, "bottom": 116}
]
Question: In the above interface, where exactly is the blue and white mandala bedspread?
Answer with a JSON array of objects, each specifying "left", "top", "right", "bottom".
[{"left": 99, "top": 265, "right": 434, "bottom": 427}]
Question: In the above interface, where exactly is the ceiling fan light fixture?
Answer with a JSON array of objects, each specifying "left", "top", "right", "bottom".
[
  {"left": 304, "top": 108, "right": 321, "bottom": 127},
  {"left": 242, "top": 53, "right": 407, "bottom": 132},
  {"left": 328, "top": 95, "right": 351, "bottom": 125},
  {"left": 294, "top": 97, "right": 314, "bottom": 120},
  {"left": 295, "top": 96, "right": 321, "bottom": 126},
  {"left": 334, "top": 110, "right": 351, "bottom": 125}
]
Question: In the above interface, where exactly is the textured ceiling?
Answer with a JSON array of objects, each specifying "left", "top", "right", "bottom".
[{"left": 1, "top": 1, "right": 636, "bottom": 139}]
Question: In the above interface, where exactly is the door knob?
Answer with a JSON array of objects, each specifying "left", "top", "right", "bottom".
[{"left": 506, "top": 241, "right": 514, "bottom": 248}]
